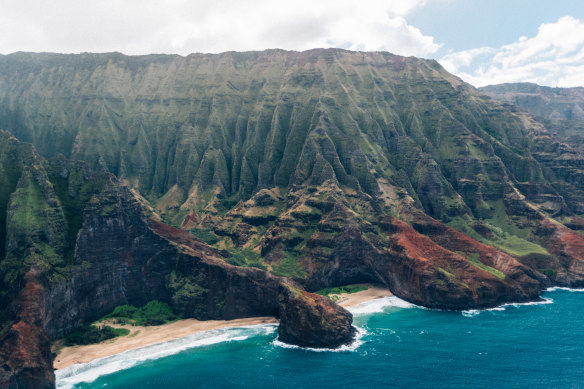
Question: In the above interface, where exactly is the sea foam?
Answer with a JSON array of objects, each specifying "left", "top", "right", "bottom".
[
  {"left": 461, "top": 297, "right": 554, "bottom": 317},
  {"left": 56, "top": 324, "right": 277, "bottom": 389},
  {"left": 461, "top": 287, "right": 584, "bottom": 317},
  {"left": 272, "top": 326, "right": 367, "bottom": 353},
  {"left": 271, "top": 296, "right": 416, "bottom": 353},
  {"left": 545, "top": 286, "right": 584, "bottom": 292}
]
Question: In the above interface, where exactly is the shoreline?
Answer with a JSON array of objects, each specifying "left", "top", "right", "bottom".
[
  {"left": 336, "top": 285, "right": 393, "bottom": 307},
  {"left": 53, "top": 317, "right": 277, "bottom": 370},
  {"left": 54, "top": 285, "right": 393, "bottom": 370}
]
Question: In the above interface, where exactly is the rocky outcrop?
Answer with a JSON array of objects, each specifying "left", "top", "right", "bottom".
[
  {"left": 277, "top": 283, "right": 355, "bottom": 348},
  {"left": 43, "top": 174, "right": 358, "bottom": 339},
  {"left": 371, "top": 218, "right": 544, "bottom": 309},
  {"left": 0, "top": 155, "right": 357, "bottom": 387},
  {"left": 150, "top": 220, "right": 356, "bottom": 349}
]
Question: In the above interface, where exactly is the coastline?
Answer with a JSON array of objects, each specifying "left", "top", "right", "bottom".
[
  {"left": 336, "top": 285, "right": 393, "bottom": 307},
  {"left": 54, "top": 285, "right": 393, "bottom": 370},
  {"left": 53, "top": 317, "right": 277, "bottom": 370},
  {"left": 56, "top": 287, "right": 584, "bottom": 389}
]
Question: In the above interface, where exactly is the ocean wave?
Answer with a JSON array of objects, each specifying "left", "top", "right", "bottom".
[
  {"left": 348, "top": 296, "right": 417, "bottom": 315},
  {"left": 56, "top": 324, "right": 277, "bottom": 389},
  {"left": 272, "top": 326, "right": 367, "bottom": 353},
  {"left": 545, "top": 286, "right": 584, "bottom": 292},
  {"left": 461, "top": 298, "right": 554, "bottom": 317}
]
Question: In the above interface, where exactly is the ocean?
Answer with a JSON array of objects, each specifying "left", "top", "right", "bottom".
[{"left": 57, "top": 288, "right": 584, "bottom": 389}]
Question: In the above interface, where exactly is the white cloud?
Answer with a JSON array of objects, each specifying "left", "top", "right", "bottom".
[
  {"left": 440, "top": 16, "right": 584, "bottom": 87},
  {"left": 0, "top": 0, "right": 440, "bottom": 57}
]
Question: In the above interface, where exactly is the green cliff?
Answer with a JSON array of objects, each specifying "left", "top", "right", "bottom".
[
  {"left": 1, "top": 49, "right": 584, "bottom": 388},
  {"left": 0, "top": 50, "right": 583, "bottom": 292},
  {"left": 480, "top": 82, "right": 584, "bottom": 154}
]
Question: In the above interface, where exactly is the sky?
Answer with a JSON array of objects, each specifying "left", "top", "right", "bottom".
[{"left": 0, "top": 0, "right": 583, "bottom": 87}]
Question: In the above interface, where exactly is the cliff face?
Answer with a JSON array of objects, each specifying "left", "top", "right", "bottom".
[
  {"left": 0, "top": 50, "right": 582, "bottom": 219},
  {"left": 480, "top": 83, "right": 584, "bottom": 155},
  {"left": 277, "top": 283, "right": 356, "bottom": 348},
  {"left": 0, "top": 131, "right": 355, "bottom": 388},
  {"left": 480, "top": 83, "right": 584, "bottom": 123},
  {"left": 1, "top": 50, "right": 582, "bottom": 291},
  {"left": 0, "top": 271, "right": 54, "bottom": 389},
  {"left": 0, "top": 50, "right": 583, "bottom": 387}
]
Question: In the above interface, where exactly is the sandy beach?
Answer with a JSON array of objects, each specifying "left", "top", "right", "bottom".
[
  {"left": 336, "top": 285, "right": 393, "bottom": 307},
  {"left": 54, "top": 285, "right": 392, "bottom": 370},
  {"left": 53, "top": 317, "right": 277, "bottom": 369}
]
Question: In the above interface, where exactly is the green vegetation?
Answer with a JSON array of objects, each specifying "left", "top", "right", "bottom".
[
  {"left": 102, "top": 300, "right": 178, "bottom": 326},
  {"left": 190, "top": 228, "right": 219, "bottom": 245},
  {"left": 316, "top": 284, "right": 368, "bottom": 297},
  {"left": 224, "top": 247, "right": 267, "bottom": 270},
  {"left": 447, "top": 215, "right": 549, "bottom": 258},
  {"left": 438, "top": 268, "right": 455, "bottom": 278},
  {"left": 2, "top": 53, "right": 584, "bottom": 338},
  {"left": 271, "top": 252, "right": 307, "bottom": 279},
  {"left": 8, "top": 171, "right": 48, "bottom": 232},
  {"left": 166, "top": 271, "right": 208, "bottom": 318},
  {"left": 465, "top": 253, "right": 505, "bottom": 280},
  {"left": 0, "top": 138, "right": 22, "bottom": 261},
  {"left": 488, "top": 235, "right": 549, "bottom": 257},
  {"left": 63, "top": 325, "right": 130, "bottom": 346},
  {"left": 539, "top": 268, "right": 558, "bottom": 278}
]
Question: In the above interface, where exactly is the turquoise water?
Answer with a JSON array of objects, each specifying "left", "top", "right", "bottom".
[{"left": 57, "top": 288, "right": 584, "bottom": 389}]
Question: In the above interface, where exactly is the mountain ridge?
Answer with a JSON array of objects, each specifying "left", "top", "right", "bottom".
[
  {"left": 1, "top": 48, "right": 583, "bottom": 297},
  {"left": 0, "top": 49, "right": 583, "bottom": 388},
  {"left": 479, "top": 82, "right": 584, "bottom": 155}
]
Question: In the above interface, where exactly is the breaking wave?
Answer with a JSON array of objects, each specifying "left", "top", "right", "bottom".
[
  {"left": 272, "top": 327, "right": 367, "bottom": 353},
  {"left": 56, "top": 324, "right": 277, "bottom": 388},
  {"left": 462, "top": 298, "right": 554, "bottom": 317}
]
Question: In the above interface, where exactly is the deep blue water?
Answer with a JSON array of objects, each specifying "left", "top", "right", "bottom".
[{"left": 57, "top": 288, "right": 584, "bottom": 389}]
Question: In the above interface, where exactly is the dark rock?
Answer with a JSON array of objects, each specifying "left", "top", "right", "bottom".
[
  {"left": 277, "top": 284, "right": 355, "bottom": 348},
  {"left": 0, "top": 271, "right": 54, "bottom": 389},
  {"left": 0, "top": 147, "right": 356, "bottom": 388}
]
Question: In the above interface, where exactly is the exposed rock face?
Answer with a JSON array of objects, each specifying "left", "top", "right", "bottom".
[
  {"left": 0, "top": 52, "right": 583, "bottom": 387},
  {"left": 0, "top": 271, "right": 54, "bottom": 389},
  {"left": 355, "top": 217, "right": 544, "bottom": 310},
  {"left": 532, "top": 219, "right": 584, "bottom": 287},
  {"left": 277, "top": 283, "right": 355, "bottom": 348},
  {"left": 42, "top": 180, "right": 174, "bottom": 338},
  {"left": 0, "top": 50, "right": 582, "bottom": 223},
  {"left": 0, "top": 133, "right": 356, "bottom": 387}
]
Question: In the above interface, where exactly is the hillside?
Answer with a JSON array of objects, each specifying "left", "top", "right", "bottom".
[
  {"left": 480, "top": 82, "right": 584, "bottom": 153},
  {"left": 0, "top": 129, "right": 354, "bottom": 387},
  {"left": 0, "top": 49, "right": 584, "bottom": 387}
]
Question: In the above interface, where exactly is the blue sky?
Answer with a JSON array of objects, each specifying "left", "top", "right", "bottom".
[
  {"left": 410, "top": 0, "right": 584, "bottom": 86},
  {"left": 410, "top": 0, "right": 584, "bottom": 53},
  {"left": 0, "top": 0, "right": 583, "bottom": 87}
]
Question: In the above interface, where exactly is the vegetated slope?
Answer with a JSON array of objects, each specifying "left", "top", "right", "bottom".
[
  {"left": 479, "top": 83, "right": 584, "bottom": 122},
  {"left": 0, "top": 130, "right": 354, "bottom": 388},
  {"left": 1, "top": 49, "right": 584, "bottom": 388},
  {"left": 0, "top": 50, "right": 583, "bottom": 306},
  {"left": 480, "top": 82, "right": 584, "bottom": 153}
]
